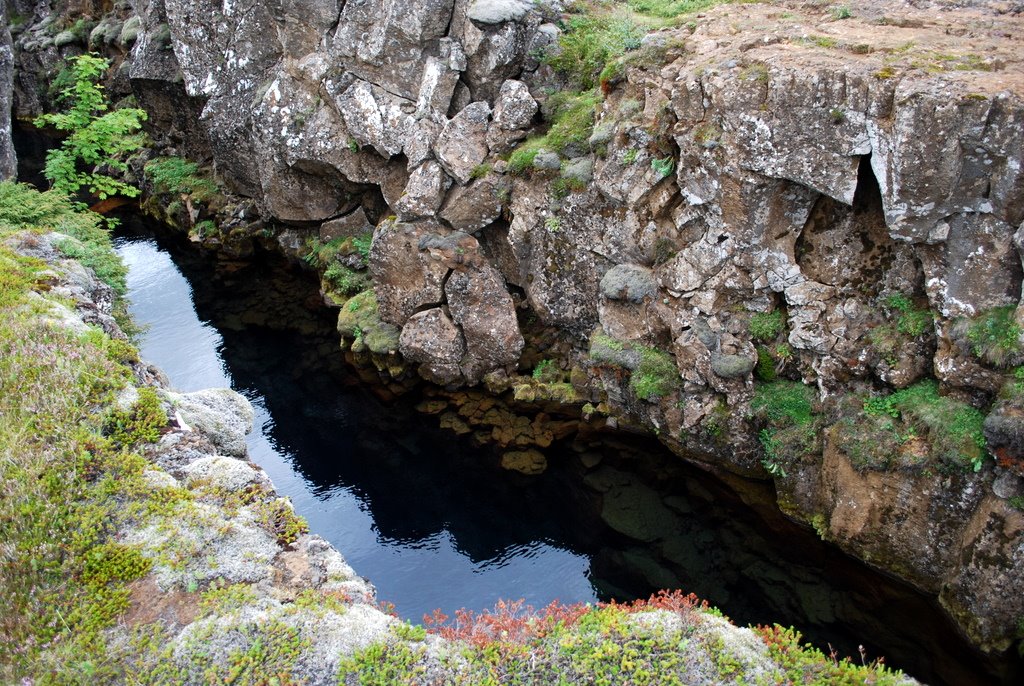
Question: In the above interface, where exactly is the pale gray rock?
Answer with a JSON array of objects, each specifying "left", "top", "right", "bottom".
[
  {"left": 337, "top": 80, "right": 417, "bottom": 158},
  {"left": 394, "top": 161, "right": 452, "bottom": 221},
  {"left": 600, "top": 264, "right": 658, "bottom": 303},
  {"left": 532, "top": 151, "right": 560, "bottom": 170},
  {"left": 404, "top": 118, "right": 443, "bottom": 170},
  {"left": 333, "top": 0, "right": 456, "bottom": 103},
  {"left": 182, "top": 456, "right": 265, "bottom": 492},
  {"left": 491, "top": 79, "right": 537, "bottom": 130},
  {"left": 0, "top": 1, "right": 15, "bottom": 180},
  {"left": 561, "top": 157, "right": 594, "bottom": 185},
  {"left": 467, "top": 0, "right": 534, "bottom": 25},
  {"left": 455, "top": 4, "right": 538, "bottom": 102},
  {"left": 162, "top": 388, "right": 255, "bottom": 458},
  {"left": 434, "top": 101, "right": 491, "bottom": 184},
  {"left": 710, "top": 353, "right": 755, "bottom": 379},
  {"left": 438, "top": 175, "right": 504, "bottom": 231}
]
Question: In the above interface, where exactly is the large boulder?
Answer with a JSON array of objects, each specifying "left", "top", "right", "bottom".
[
  {"left": 445, "top": 264, "right": 524, "bottom": 383},
  {"left": 434, "top": 101, "right": 491, "bottom": 184}
]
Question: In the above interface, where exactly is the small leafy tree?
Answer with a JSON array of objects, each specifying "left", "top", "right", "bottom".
[{"left": 35, "top": 54, "right": 147, "bottom": 200}]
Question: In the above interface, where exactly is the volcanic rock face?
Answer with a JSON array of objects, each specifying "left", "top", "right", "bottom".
[
  {"left": 0, "top": 0, "right": 16, "bottom": 179},
  {"left": 10, "top": 0, "right": 1021, "bottom": 658}
]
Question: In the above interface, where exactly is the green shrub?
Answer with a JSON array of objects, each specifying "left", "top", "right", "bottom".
[
  {"left": 966, "top": 305, "right": 1021, "bottom": 367},
  {"left": 323, "top": 262, "right": 368, "bottom": 297},
  {"left": 34, "top": 54, "right": 147, "bottom": 200},
  {"left": 104, "top": 387, "right": 168, "bottom": 447},
  {"left": 749, "top": 310, "right": 784, "bottom": 341}
]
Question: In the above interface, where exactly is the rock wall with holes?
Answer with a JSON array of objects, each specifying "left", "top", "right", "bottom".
[{"left": 9, "top": 0, "right": 1024, "bottom": 659}]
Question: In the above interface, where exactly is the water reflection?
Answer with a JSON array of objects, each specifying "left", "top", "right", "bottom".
[
  {"left": 115, "top": 236, "right": 599, "bottom": 622},
  {"left": 113, "top": 231, "right": 1013, "bottom": 686}
]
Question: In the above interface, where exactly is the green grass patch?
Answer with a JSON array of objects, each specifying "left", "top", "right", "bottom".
[
  {"left": 965, "top": 305, "right": 1021, "bottom": 367},
  {"left": 508, "top": 91, "right": 601, "bottom": 175},
  {"left": 630, "top": 346, "right": 681, "bottom": 401},
  {"left": 861, "top": 380, "right": 988, "bottom": 473},
  {"left": 752, "top": 381, "right": 819, "bottom": 477},
  {"left": 144, "top": 156, "right": 217, "bottom": 202}
]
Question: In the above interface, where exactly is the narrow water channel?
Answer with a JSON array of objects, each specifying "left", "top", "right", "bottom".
[{"left": 112, "top": 223, "right": 1012, "bottom": 686}]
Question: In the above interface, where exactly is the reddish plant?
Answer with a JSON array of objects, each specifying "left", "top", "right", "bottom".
[
  {"left": 424, "top": 589, "right": 708, "bottom": 648},
  {"left": 424, "top": 598, "right": 589, "bottom": 647}
]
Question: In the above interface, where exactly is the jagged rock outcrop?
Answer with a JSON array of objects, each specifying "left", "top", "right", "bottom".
[{"left": 0, "top": 0, "right": 15, "bottom": 179}]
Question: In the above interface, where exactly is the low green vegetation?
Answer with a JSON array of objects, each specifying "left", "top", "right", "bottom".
[
  {"left": 855, "top": 380, "right": 988, "bottom": 473},
  {"left": 144, "top": 156, "right": 217, "bottom": 202},
  {"left": 34, "top": 54, "right": 147, "bottom": 200},
  {"left": 871, "top": 293, "right": 932, "bottom": 366},
  {"left": 508, "top": 91, "right": 601, "bottom": 174},
  {"left": 756, "top": 624, "right": 905, "bottom": 685},
  {"left": 0, "top": 183, "right": 178, "bottom": 682},
  {"left": 965, "top": 305, "right": 1021, "bottom": 367},
  {"left": 0, "top": 181, "right": 128, "bottom": 294},
  {"left": 336, "top": 290, "right": 400, "bottom": 354},
  {"left": 631, "top": 346, "right": 681, "bottom": 400},
  {"left": 749, "top": 309, "right": 784, "bottom": 341},
  {"left": 338, "top": 593, "right": 905, "bottom": 685},
  {"left": 752, "top": 381, "right": 819, "bottom": 477}
]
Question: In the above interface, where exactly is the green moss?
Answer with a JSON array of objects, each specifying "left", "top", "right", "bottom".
[{"left": 630, "top": 346, "right": 680, "bottom": 401}]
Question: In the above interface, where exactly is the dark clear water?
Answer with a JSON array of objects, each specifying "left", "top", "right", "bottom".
[
  {"left": 115, "top": 237, "right": 598, "bottom": 620},
  {"left": 112, "top": 229, "right": 1016, "bottom": 686}
]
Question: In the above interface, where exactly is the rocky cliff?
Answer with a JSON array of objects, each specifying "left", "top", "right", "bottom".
[
  {"left": 9, "top": 0, "right": 1024, "bottom": 667},
  {"left": 0, "top": 0, "right": 15, "bottom": 178},
  {"left": 0, "top": 179, "right": 917, "bottom": 686}
]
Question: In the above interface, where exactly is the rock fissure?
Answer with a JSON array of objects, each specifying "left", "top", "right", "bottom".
[{"left": 7, "top": 0, "right": 1024, "bottom": 679}]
